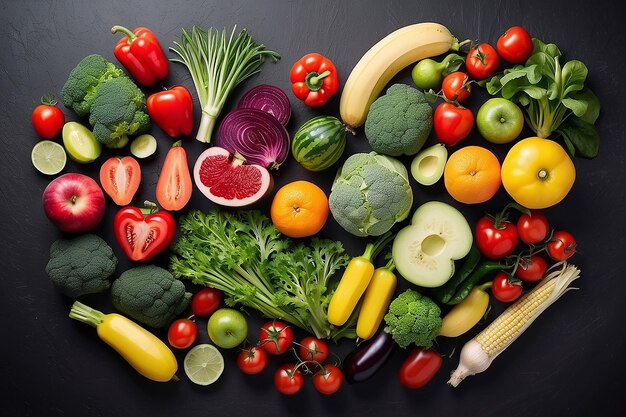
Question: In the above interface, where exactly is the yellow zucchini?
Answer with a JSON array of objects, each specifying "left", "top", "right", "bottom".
[
  {"left": 356, "top": 259, "right": 397, "bottom": 340},
  {"left": 439, "top": 285, "right": 490, "bottom": 337}
]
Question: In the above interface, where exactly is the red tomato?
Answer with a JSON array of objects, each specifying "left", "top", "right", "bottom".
[
  {"left": 312, "top": 364, "right": 343, "bottom": 395},
  {"left": 398, "top": 348, "right": 442, "bottom": 389},
  {"left": 547, "top": 231, "right": 577, "bottom": 261},
  {"left": 441, "top": 72, "right": 471, "bottom": 102},
  {"left": 466, "top": 43, "right": 499, "bottom": 80},
  {"left": 298, "top": 337, "right": 329, "bottom": 363},
  {"left": 273, "top": 364, "right": 303, "bottom": 395},
  {"left": 156, "top": 142, "right": 193, "bottom": 211},
  {"left": 191, "top": 288, "right": 222, "bottom": 316},
  {"left": 515, "top": 254, "right": 548, "bottom": 282},
  {"left": 434, "top": 102, "right": 474, "bottom": 147},
  {"left": 99, "top": 156, "right": 141, "bottom": 206},
  {"left": 491, "top": 272, "right": 523, "bottom": 302},
  {"left": 167, "top": 318, "right": 197, "bottom": 349},
  {"left": 497, "top": 26, "right": 533, "bottom": 64},
  {"left": 517, "top": 209, "right": 550, "bottom": 245},
  {"left": 475, "top": 216, "right": 519, "bottom": 259},
  {"left": 237, "top": 346, "right": 268, "bottom": 375},
  {"left": 259, "top": 321, "right": 294, "bottom": 355},
  {"left": 32, "top": 97, "right": 65, "bottom": 139}
]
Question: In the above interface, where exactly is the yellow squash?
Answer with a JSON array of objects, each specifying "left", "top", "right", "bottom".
[
  {"left": 69, "top": 301, "right": 178, "bottom": 382},
  {"left": 439, "top": 285, "right": 490, "bottom": 338},
  {"left": 356, "top": 260, "right": 397, "bottom": 340},
  {"left": 501, "top": 137, "right": 576, "bottom": 209}
]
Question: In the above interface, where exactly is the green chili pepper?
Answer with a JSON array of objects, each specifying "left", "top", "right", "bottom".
[
  {"left": 447, "top": 260, "right": 510, "bottom": 305},
  {"left": 430, "top": 246, "right": 481, "bottom": 304}
]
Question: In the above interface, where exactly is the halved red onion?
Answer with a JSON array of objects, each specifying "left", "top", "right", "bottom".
[
  {"left": 237, "top": 84, "right": 291, "bottom": 126},
  {"left": 216, "top": 108, "right": 290, "bottom": 170}
]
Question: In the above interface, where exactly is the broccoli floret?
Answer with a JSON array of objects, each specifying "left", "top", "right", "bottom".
[
  {"left": 45, "top": 234, "right": 117, "bottom": 298},
  {"left": 60, "top": 54, "right": 125, "bottom": 117},
  {"left": 111, "top": 265, "right": 191, "bottom": 328},
  {"left": 383, "top": 289, "right": 442, "bottom": 348},
  {"left": 365, "top": 84, "right": 433, "bottom": 156},
  {"left": 329, "top": 152, "right": 413, "bottom": 237},
  {"left": 88, "top": 76, "right": 150, "bottom": 148}
]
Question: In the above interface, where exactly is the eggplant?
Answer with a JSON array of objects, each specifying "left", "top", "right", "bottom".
[{"left": 342, "top": 330, "right": 395, "bottom": 383}]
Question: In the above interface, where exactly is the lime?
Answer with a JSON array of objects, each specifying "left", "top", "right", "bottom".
[
  {"left": 130, "top": 134, "right": 157, "bottom": 159},
  {"left": 31, "top": 140, "right": 67, "bottom": 175},
  {"left": 183, "top": 344, "right": 224, "bottom": 386},
  {"left": 62, "top": 121, "right": 101, "bottom": 163}
]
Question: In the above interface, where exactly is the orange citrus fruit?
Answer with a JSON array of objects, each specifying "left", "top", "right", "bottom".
[
  {"left": 444, "top": 146, "right": 502, "bottom": 204},
  {"left": 270, "top": 180, "right": 329, "bottom": 238}
]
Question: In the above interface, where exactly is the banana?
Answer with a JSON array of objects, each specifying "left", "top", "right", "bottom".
[{"left": 340, "top": 22, "right": 458, "bottom": 128}]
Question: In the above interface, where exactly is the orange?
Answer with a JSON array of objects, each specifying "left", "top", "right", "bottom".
[
  {"left": 444, "top": 146, "right": 502, "bottom": 204},
  {"left": 270, "top": 180, "right": 329, "bottom": 238}
]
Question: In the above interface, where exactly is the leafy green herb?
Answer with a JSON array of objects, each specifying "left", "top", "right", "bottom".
[
  {"left": 484, "top": 38, "right": 600, "bottom": 158},
  {"left": 169, "top": 210, "right": 358, "bottom": 341}
]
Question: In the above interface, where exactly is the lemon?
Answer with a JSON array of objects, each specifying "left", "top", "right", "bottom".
[
  {"left": 183, "top": 344, "right": 224, "bottom": 386},
  {"left": 31, "top": 140, "right": 67, "bottom": 175}
]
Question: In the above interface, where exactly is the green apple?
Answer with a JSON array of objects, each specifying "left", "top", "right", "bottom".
[
  {"left": 207, "top": 308, "right": 248, "bottom": 349},
  {"left": 476, "top": 98, "right": 524, "bottom": 144}
]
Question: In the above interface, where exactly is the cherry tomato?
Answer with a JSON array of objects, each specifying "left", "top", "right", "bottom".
[
  {"left": 298, "top": 336, "right": 329, "bottom": 363},
  {"left": 259, "top": 321, "right": 293, "bottom": 355},
  {"left": 491, "top": 271, "right": 523, "bottom": 302},
  {"left": 167, "top": 318, "right": 197, "bottom": 349},
  {"left": 312, "top": 364, "right": 343, "bottom": 395},
  {"left": 515, "top": 254, "right": 548, "bottom": 282},
  {"left": 32, "top": 97, "right": 65, "bottom": 139},
  {"left": 273, "top": 364, "right": 304, "bottom": 395},
  {"left": 434, "top": 102, "right": 474, "bottom": 147},
  {"left": 441, "top": 72, "right": 471, "bottom": 102},
  {"left": 237, "top": 346, "right": 268, "bottom": 375},
  {"left": 398, "top": 348, "right": 442, "bottom": 389},
  {"left": 475, "top": 216, "right": 519, "bottom": 259},
  {"left": 466, "top": 43, "right": 499, "bottom": 80},
  {"left": 191, "top": 288, "right": 222, "bottom": 316},
  {"left": 547, "top": 231, "right": 577, "bottom": 261},
  {"left": 517, "top": 210, "right": 550, "bottom": 245},
  {"left": 497, "top": 26, "right": 533, "bottom": 64}
]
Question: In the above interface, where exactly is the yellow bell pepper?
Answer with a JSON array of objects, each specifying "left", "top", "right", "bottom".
[{"left": 501, "top": 137, "right": 576, "bottom": 209}]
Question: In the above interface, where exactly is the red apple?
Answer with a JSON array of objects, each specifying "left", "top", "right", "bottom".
[{"left": 42, "top": 173, "right": 105, "bottom": 233}]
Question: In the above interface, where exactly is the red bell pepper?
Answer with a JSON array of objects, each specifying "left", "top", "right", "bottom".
[
  {"left": 111, "top": 25, "right": 169, "bottom": 87},
  {"left": 289, "top": 53, "right": 339, "bottom": 107},
  {"left": 147, "top": 86, "right": 194, "bottom": 137}
]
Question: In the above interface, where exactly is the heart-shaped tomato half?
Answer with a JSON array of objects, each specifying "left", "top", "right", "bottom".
[
  {"left": 113, "top": 204, "right": 176, "bottom": 261},
  {"left": 100, "top": 156, "right": 141, "bottom": 206}
]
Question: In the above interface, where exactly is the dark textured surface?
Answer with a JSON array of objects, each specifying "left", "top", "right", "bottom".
[{"left": 1, "top": 1, "right": 624, "bottom": 416}]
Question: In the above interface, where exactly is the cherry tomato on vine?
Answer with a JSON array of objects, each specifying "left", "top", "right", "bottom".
[
  {"left": 312, "top": 364, "right": 343, "bottom": 395},
  {"left": 491, "top": 271, "right": 523, "bottom": 302},
  {"left": 259, "top": 320, "right": 293, "bottom": 355},
  {"left": 237, "top": 346, "right": 268, "bottom": 375},
  {"left": 441, "top": 72, "right": 472, "bottom": 102},
  {"left": 475, "top": 216, "right": 519, "bottom": 259},
  {"left": 167, "top": 318, "right": 197, "bottom": 349},
  {"left": 515, "top": 254, "right": 548, "bottom": 282},
  {"left": 434, "top": 102, "right": 474, "bottom": 147},
  {"left": 547, "top": 231, "right": 577, "bottom": 261},
  {"left": 497, "top": 26, "right": 533, "bottom": 64},
  {"left": 466, "top": 43, "right": 499, "bottom": 80},
  {"left": 398, "top": 348, "right": 442, "bottom": 389},
  {"left": 274, "top": 364, "right": 304, "bottom": 395},
  {"left": 191, "top": 288, "right": 222, "bottom": 316},
  {"left": 298, "top": 336, "right": 329, "bottom": 363},
  {"left": 32, "top": 96, "right": 65, "bottom": 139},
  {"left": 517, "top": 209, "right": 550, "bottom": 245}
]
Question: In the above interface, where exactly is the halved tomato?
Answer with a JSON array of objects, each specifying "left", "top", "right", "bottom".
[
  {"left": 99, "top": 156, "right": 141, "bottom": 206},
  {"left": 156, "top": 141, "right": 192, "bottom": 211}
]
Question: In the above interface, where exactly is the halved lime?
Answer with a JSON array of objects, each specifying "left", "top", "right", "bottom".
[
  {"left": 183, "top": 344, "right": 224, "bottom": 386},
  {"left": 130, "top": 134, "right": 157, "bottom": 159},
  {"left": 31, "top": 140, "right": 67, "bottom": 175},
  {"left": 62, "top": 121, "right": 101, "bottom": 163}
]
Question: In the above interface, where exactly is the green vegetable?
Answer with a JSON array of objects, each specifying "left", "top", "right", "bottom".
[
  {"left": 411, "top": 53, "right": 465, "bottom": 90},
  {"left": 328, "top": 152, "right": 413, "bottom": 237},
  {"left": 60, "top": 54, "right": 125, "bottom": 117},
  {"left": 170, "top": 26, "right": 280, "bottom": 143},
  {"left": 430, "top": 245, "right": 481, "bottom": 304},
  {"left": 383, "top": 289, "right": 442, "bottom": 349},
  {"left": 169, "top": 209, "right": 357, "bottom": 341},
  {"left": 45, "top": 234, "right": 117, "bottom": 298},
  {"left": 365, "top": 84, "right": 433, "bottom": 156},
  {"left": 484, "top": 38, "right": 601, "bottom": 158},
  {"left": 88, "top": 77, "right": 150, "bottom": 148},
  {"left": 448, "top": 261, "right": 511, "bottom": 305},
  {"left": 292, "top": 115, "right": 347, "bottom": 171},
  {"left": 110, "top": 265, "right": 191, "bottom": 328}
]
